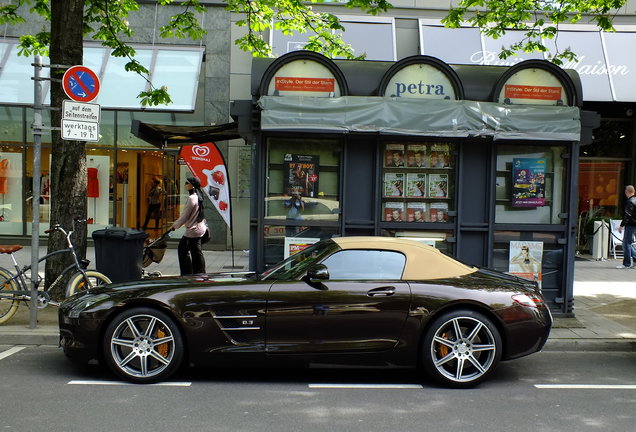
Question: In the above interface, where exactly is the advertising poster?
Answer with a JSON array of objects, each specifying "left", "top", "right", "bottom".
[
  {"left": 406, "top": 173, "right": 427, "bottom": 197},
  {"left": 383, "top": 202, "right": 405, "bottom": 221},
  {"left": 429, "top": 202, "right": 448, "bottom": 222},
  {"left": 508, "top": 241, "right": 543, "bottom": 288},
  {"left": 512, "top": 158, "right": 546, "bottom": 208},
  {"left": 428, "top": 174, "right": 448, "bottom": 198},
  {"left": 407, "top": 202, "right": 427, "bottom": 222},
  {"left": 384, "top": 143, "right": 405, "bottom": 167},
  {"left": 284, "top": 237, "right": 320, "bottom": 259},
  {"left": 383, "top": 173, "right": 405, "bottom": 197},
  {"left": 284, "top": 154, "right": 319, "bottom": 198},
  {"left": 406, "top": 144, "right": 427, "bottom": 168}
]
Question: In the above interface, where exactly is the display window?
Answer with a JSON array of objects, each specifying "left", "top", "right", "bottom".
[
  {"left": 495, "top": 144, "right": 567, "bottom": 224},
  {"left": 380, "top": 229, "right": 454, "bottom": 255},
  {"left": 380, "top": 141, "right": 454, "bottom": 224}
]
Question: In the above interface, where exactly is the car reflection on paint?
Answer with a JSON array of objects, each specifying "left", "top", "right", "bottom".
[{"left": 58, "top": 236, "right": 551, "bottom": 388}]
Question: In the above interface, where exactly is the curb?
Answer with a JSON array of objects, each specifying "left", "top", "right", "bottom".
[{"left": 0, "top": 326, "right": 59, "bottom": 346}]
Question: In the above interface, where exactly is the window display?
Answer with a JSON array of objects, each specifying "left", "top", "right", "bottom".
[{"left": 381, "top": 142, "right": 454, "bottom": 224}]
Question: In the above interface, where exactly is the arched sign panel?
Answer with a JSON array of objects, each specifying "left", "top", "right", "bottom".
[
  {"left": 267, "top": 60, "right": 341, "bottom": 97},
  {"left": 379, "top": 56, "right": 464, "bottom": 100},
  {"left": 494, "top": 60, "right": 578, "bottom": 107}
]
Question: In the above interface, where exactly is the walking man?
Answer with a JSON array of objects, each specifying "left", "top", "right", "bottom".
[{"left": 617, "top": 184, "right": 636, "bottom": 268}]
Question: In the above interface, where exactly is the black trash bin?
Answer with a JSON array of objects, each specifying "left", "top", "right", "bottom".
[{"left": 92, "top": 228, "right": 149, "bottom": 283}]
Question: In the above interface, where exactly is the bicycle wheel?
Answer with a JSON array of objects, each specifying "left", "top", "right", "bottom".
[
  {"left": 0, "top": 267, "right": 20, "bottom": 325},
  {"left": 66, "top": 270, "right": 112, "bottom": 297}
]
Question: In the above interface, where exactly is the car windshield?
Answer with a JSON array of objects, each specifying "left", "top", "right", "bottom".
[{"left": 260, "top": 239, "right": 340, "bottom": 281}]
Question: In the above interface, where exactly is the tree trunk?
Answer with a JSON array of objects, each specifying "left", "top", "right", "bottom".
[{"left": 45, "top": 0, "right": 87, "bottom": 299}]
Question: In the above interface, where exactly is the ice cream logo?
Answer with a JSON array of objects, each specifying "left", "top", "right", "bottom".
[{"left": 192, "top": 145, "right": 210, "bottom": 158}]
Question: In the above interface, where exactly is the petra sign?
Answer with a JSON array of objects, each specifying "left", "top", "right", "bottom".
[{"left": 383, "top": 64, "right": 456, "bottom": 99}]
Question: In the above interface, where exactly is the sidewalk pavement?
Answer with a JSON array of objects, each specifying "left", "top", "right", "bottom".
[{"left": 1, "top": 244, "right": 635, "bottom": 352}]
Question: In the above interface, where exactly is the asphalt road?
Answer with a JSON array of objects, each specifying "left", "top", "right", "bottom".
[{"left": 1, "top": 346, "right": 634, "bottom": 432}]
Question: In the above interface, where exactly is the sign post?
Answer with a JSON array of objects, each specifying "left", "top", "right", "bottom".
[{"left": 61, "top": 65, "right": 101, "bottom": 142}]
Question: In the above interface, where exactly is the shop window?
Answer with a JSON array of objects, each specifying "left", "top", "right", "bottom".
[
  {"left": 380, "top": 141, "right": 455, "bottom": 224},
  {"left": 264, "top": 137, "right": 342, "bottom": 268},
  {"left": 381, "top": 230, "right": 454, "bottom": 255},
  {"left": 495, "top": 145, "right": 567, "bottom": 224},
  {"left": 321, "top": 250, "right": 406, "bottom": 280}
]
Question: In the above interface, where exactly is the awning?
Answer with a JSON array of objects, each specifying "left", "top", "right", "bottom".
[
  {"left": 259, "top": 96, "right": 582, "bottom": 141},
  {"left": 131, "top": 120, "right": 242, "bottom": 148}
]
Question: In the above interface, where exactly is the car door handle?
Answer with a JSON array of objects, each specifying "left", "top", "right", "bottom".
[{"left": 367, "top": 287, "right": 396, "bottom": 297}]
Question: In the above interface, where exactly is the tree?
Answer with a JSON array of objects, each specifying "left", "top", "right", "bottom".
[
  {"left": 0, "top": 0, "right": 390, "bottom": 298},
  {"left": 444, "top": 0, "right": 628, "bottom": 64}
]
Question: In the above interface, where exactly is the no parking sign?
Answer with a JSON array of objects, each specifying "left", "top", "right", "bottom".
[{"left": 62, "top": 65, "right": 100, "bottom": 102}]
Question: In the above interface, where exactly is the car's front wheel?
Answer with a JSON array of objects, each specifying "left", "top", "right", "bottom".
[
  {"left": 103, "top": 307, "right": 184, "bottom": 383},
  {"left": 422, "top": 310, "right": 502, "bottom": 388}
]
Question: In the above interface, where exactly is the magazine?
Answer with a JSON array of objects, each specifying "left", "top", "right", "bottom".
[
  {"left": 384, "top": 143, "right": 405, "bottom": 167},
  {"left": 383, "top": 201, "right": 405, "bottom": 222},
  {"left": 406, "top": 144, "right": 427, "bottom": 168},
  {"left": 428, "top": 173, "right": 448, "bottom": 198},
  {"left": 429, "top": 202, "right": 448, "bottom": 222},
  {"left": 429, "top": 143, "right": 451, "bottom": 168},
  {"left": 383, "top": 173, "right": 405, "bottom": 197},
  {"left": 283, "top": 154, "right": 319, "bottom": 198},
  {"left": 406, "top": 173, "right": 427, "bottom": 198},
  {"left": 407, "top": 202, "right": 427, "bottom": 222}
]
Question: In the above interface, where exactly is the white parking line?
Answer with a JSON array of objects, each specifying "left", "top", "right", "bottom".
[
  {"left": 535, "top": 384, "right": 636, "bottom": 390},
  {"left": 308, "top": 384, "right": 423, "bottom": 389},
  {"left": 0, "top": 346, "right": 26, "bottom": 361},
  {"left": 68, "top": 380, "right": 191, "bottom": 387}
]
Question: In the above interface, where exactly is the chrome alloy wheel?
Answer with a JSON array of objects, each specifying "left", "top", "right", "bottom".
[
  {"left": 429, "top": 315, "right": 498, "bottom": 384},
  {"left": 109, "top": 313, "right": 176, "bottom": 379}
]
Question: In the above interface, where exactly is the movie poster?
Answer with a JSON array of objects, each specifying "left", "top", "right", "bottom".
[
  {"left": 407, "top": 202, "right": 427, "bottom": 222},
  {"left": 284, "top": 154, "right": 319, "bottom": 198},
  {"left": 512, "top": 158, "right": 546, "bottom": 207},
  {"left": 383, "top": 202, "right": 405, "bottom": 221},
  {"left": 508, "top": 241, "right": 543, "bottom": 288}
]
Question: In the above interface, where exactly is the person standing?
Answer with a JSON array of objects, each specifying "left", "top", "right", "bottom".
[
  {"left": 171, "top": 177, "right": 207, "bottom": 275},
  {"left": 142, "top": 179, "right": 163, "bottom": 231},
  {"left": 617, "top": 184, "right": 636, "bottom": 269}
]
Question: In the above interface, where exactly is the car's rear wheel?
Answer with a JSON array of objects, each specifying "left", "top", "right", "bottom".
[
  {"left": 103, "top": 307, "right": 184, "bottom": 384},
  {"left": 422, "top": 309, "right": 502, "bottom": 388}
]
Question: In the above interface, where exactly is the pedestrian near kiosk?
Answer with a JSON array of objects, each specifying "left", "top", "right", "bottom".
[
  {"left": 171, "top": 176, "right": 207, "bottom": 275},
  {"left": 616, "top": 184, "right": 636, "bottom": 269}
]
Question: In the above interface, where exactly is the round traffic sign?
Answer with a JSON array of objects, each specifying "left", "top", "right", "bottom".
[{"left": 62, "top": 65, "right": 100, "bottom": 102}]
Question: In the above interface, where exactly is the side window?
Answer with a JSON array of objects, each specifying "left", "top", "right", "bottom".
[{"left": 321, "top": 250, "right": 406, "bottom": 280}]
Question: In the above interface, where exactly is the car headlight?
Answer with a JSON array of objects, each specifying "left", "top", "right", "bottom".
[{"left": 68, "top": 293, "right": 111, "bottom": 318}]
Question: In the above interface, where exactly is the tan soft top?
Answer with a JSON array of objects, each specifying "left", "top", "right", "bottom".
[{"left": 332, "top": 236, "right": 477, "bottom": 280}]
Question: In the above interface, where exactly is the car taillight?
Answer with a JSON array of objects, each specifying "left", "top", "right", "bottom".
[{"left": 512, "top": 293, "right": 544, "bottom": 308}]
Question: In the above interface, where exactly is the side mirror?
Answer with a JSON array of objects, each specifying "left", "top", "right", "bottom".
[
  {"left": 306, "top": 264, "right": 329, "bottom": 280},
  {"left": 303, "top": 264, "right": 329, "bottom": 290}
]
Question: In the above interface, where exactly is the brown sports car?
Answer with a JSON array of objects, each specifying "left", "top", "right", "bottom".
[{"left": 59, "top": 236, "right": 552, "bottom": 388}]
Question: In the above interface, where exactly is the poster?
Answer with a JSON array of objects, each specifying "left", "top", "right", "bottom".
[
  {"left": 384, "top": 143, "right": 405, "bottom": 167},
  {"left": 508, "top": 241, "right": 543, "bottom": 288},
  {"left": 284, "top": 154, "right": 319, "bottom": 198},
  {"left": 383, "top": 202, "right": 405, "bottom": 221},
  {"left": 406, "top": 144, "right": 427, "bottom": 168},
  {"left": 284, "top": 237, "right": 320, "bottom": 259},
  {"left": 512, "top": 158, "right": 546, "bottom": 207},
  {"left": 406, "top": 173, "right": 427, "bottom": 197},
  {"left": 383, "top": 173, "right": 405, "bottom": 197},
  {"left": 407, "top": 202, "right": 427, "bottom": 222},
  {"left": 428, "top": 174, "right": 448, "bottom": 198},
  {"left": 429, "top": 202, "right": 448, "bottom": 222}
]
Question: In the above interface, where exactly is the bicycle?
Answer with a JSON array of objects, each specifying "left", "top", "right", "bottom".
[{"left": 0, "top": 219, "right": 111, "bottom": 324}]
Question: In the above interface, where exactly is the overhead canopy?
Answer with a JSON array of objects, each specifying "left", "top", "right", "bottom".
[
  {"left": 259, "top": 96, "right": 581, "bottom": 141},
  {"left": 131, "top": 120, "right": 242, "bottom": 148}
]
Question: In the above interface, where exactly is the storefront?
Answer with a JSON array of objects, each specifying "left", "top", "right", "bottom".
[{"left": 241, "top": 51, "right": 598, "bottom": 316}]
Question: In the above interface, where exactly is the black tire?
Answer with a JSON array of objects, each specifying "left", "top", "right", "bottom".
[
  {"left": 102, "top": 307, "right": 184, "bottom": 384},
  {"left": 66, "top": 270, "right": 111, "bottom": 297},
  {"left": 0, "top": 267, "right": 19, "bottom": 325},
  {"left": 421, "top": 309, "right": 502, "bottom": 388}
]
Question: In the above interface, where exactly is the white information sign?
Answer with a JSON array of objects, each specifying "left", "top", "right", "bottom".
[
  {"left": 61, "top": 119, "right": 100, "bottom": 142},
  {"left": 61, "top": 99, "right": 101, "bottom": 142}
]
